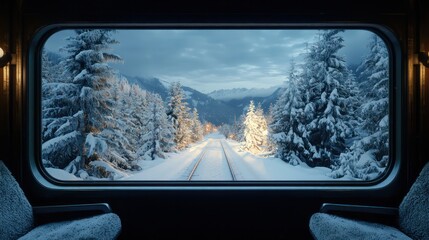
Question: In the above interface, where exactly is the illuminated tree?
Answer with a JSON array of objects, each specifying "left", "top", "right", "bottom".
[
  {"left": 242, "top": 101, "right": 269, "bottom": 154},
  {"left": 190, "top": 108, "right": 204, "bottom": 142}
]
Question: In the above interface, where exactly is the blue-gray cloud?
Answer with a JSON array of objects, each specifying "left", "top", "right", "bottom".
[{"left": 45, "top": 29, "right": 376, "bottom": 93}]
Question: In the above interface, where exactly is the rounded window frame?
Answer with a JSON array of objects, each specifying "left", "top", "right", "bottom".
[{"left": 28, "top": 23, "right": 403, "bottom": 189}]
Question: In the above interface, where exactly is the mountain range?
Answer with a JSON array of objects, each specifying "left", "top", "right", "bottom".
[
  {"left": 43, "top": 51, "right": 283, "bottom": 125},
  {"left": 125, "top": 75, "right": 283, "bottom": 125},
  {"left": 208, "top": 86, "right": 279, "bottom": 101}
]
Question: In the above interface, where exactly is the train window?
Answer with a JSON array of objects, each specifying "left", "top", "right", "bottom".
[{"left": 38, "top": 28, "right": 395, "bottom": 183}]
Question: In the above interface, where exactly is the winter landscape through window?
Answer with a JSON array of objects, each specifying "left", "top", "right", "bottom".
[{"left": 41, "top": 29, "right": 391, "bottom": 181}]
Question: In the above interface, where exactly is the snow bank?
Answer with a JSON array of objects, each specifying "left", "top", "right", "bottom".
[
  {"left": 89, "top": 160, "right": 129, "bottom": 180},
  {"left": 226, "top": 140, "right": 339, "bottom": 180},
  {"left": 46, "top": 168, "right": 82, "bottom": 181},
  {"left": 121, "top": 139, "right": 210, "bottom": 180},
  {"left": 122, "top": 134, "right": 356, "bottom": 181}
]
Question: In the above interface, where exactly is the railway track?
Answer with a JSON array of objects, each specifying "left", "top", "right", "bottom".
[
  {"left": 187, "top": 140, "right": 236, "bottom": 181},
  {"left": 187, "top": 149, "right": 207, "bottom": 181},
  {"left": 220, "top": 140, "right": 237, "bottom": 181}
]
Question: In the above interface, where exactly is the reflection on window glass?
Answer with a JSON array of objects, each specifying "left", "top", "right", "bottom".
[{"left": 41, "top": 29, "right": 389, "bottom": 181}]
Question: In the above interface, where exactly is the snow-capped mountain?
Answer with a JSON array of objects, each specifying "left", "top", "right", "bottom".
[
  {"left": 126, "top": 76, "right": 170, "bottom": 100},
  {"left": 223, "top": 87, "right": 284, "bottom": 116},
  {"left": 208, "top": 86, "right": 280, "bottom": 101},
  {"left": 124, "top": 75, "right": 239, "bottom": 125},
  {"left": 124, "top": 75, "right": 285, "bottom": 124}
]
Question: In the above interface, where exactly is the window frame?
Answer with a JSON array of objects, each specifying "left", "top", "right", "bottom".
[{"left": 28, "top": 23, "right": 403, "bottom": 189}]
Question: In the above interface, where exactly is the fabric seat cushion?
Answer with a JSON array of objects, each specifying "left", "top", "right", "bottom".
[
  {"left": 0, "top": 161, "right": 34, "bottom": 240},
  {"left": 309, "top": 213, "right": 411, "bottom": 240},
  {"left": 399, "top": 162, "right": 429, "bottom": 240},
  {"left": 19, "top": 213, "right": 121, "bottom": 240}
]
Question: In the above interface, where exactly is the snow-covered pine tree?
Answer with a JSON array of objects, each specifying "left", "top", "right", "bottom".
[
  {"left": 190, "top": 108, "right": 204, "bottom": 143},
  {"left": 269, "top": 60, "right": 308, "bottom": 165},
  {"left": 242, "top": 101, "right": 268, "bottom": 155},
  {"left": 127, "top": 83, "right": 150, "bottom": 148},
  {"left": 265, "top": 103, "right": 276, "bottom": 154},
  {"left": 242, "top": 101, "right": 258, "bottom": 153},
  {"left": 255, "top": 103, "right": 269, "bottom": 153},
  {"left": 152, "top": 94, "right": 175, "bottom": 154},
  {"left": 100, "top": 78, "right": 145, "bottom": 171},
  {"left": 42, "top": 49, "right": 59, "bottom": 84},
  {"left": 62, "top": 29, "right": 122, "bottom": 178},
  {"left": 111, "top": 79, "right": 140, "bottom": 151},
  {"left": 301, "top": 30, "right": 357, "bottom": 168},
  {"left": 166, "top": 82, "right": 180, "bottom": 135},
  {"left": 41, "top": 47, "right": 83, "bottom": 170},
  {"left": 167, "top": 82, "right": 192, "bottom": 150},
  {"left": 234, "top": 114, "right": 246, "bottom": 142},
  {"left": 139, "top": 93, "right": 175, "bottom": 160},
  {"left": 333, "top": 34, "right": 389, "bottom": 180},
  {"left": 357, "top": 34, "right": 389, "bottom": 135}
]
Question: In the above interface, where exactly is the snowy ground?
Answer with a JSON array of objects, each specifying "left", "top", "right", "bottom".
[
  {"left": 47, "top": 132, "right": 355, "bottom": 181},
  {"left": 121, "top": 132, "right": 354, "bottom": 181}
]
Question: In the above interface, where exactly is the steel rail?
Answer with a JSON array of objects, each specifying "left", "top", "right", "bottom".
[
  {"left": 187, "top": 149, "right": 207, "bottom": 181},
  {"left": 220, "top": 140, "right": 236, "bottom": 181}
]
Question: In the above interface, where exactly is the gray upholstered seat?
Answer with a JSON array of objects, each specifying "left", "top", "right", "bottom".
[
  {"left": 0, "top": 161, "right": 121, "bottom": 240},
  {"left": 309, "top": 162, "right": 429, "bottom": 240},
  {"left": 310, "top": 213, "right": 412, "bottom": 240},
  {"left": 19, "top": 213, "right": 121, "bottom": 240}
]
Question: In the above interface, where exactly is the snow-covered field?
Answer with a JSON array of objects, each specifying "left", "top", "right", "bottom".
[
  {"left": 46, "top": 132, "right": 356, "bottom": 181},
  {"left": 120, "top": 132, "right": 355, "bottom": 181}
]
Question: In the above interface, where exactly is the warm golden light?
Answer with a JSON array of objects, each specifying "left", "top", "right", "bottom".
[
  {"left": 0, "top": 47, "right": 12, "bottom": 67},
  {"left": 418, "top": 51, "right": 429, "bottom": 68}
]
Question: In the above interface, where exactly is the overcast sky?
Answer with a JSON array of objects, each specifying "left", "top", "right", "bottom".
[{"left": 45, "top": 29, "right": 376, "bottom": 93}]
